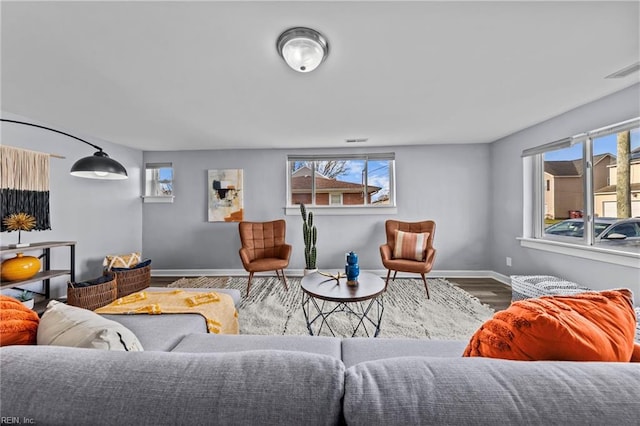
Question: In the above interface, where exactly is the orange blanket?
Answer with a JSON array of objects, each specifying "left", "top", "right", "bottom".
[{"left": 96, "top": 289, "right": 238, "bottom": 334}]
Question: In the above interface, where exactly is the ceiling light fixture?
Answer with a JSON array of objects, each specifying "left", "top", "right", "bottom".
[
  {"left": 0, "top": 119, "right": 128, "bottom": 180},
  {"left": 277, "top": 27, "right": 329, "bottom": 73}
]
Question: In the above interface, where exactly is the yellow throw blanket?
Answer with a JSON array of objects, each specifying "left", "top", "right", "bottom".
[{"left": 96, "top": 290, "right": 239, "bottom": 334}]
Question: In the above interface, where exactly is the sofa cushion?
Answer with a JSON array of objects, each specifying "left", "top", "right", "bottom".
[
  {"left": 341, "top": 338, "right": 467, "bottom": 367},
  {"left": 101, "top": 314, "right": 207, "bottom": 351},
  {"left": 0, "top": 295, "right": 39, "bottom": 346},
  {"left": 171, "top": 334, "right": 342, "bottom": 358},
  {"left": 464, "top": 289, "right": 636, "bottom": 361},
  {"left": 38, "top": 301, "right": 143, "bottom": 351},
  {"left": 393, "top": 230, "right": 428, "bottom": 261},
  {"left": 343, "top": 356, "right": 640, "bottom": 426},
  {"left": 0, "top": 345, "right": 345, "bottom": 426}
]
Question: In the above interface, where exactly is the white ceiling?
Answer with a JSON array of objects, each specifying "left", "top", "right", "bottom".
[{"left": 1, "top": 1, "right": 639, "bottom": 151}]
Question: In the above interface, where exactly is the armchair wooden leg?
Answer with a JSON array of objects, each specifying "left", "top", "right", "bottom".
[
  {"left": 280, "top": 269, "right": 289, "bottom": 291},
  {"left": 392, "top": 271, "right": 398, "bottom": 281},
  {"left": 276, "top": 269, "right": 281, "bottom": 279},
  {"left": 420, "top": 273, "right": 430, "bottom": 299},
  {"left": 246, "top": 272, "right": 254, "bottom": 297},
  {"left": 385, "top": 269, "right": 392, "bottom": 289}
]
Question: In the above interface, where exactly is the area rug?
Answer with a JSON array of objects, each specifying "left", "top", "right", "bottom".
[{"left": 168, "top": 276, "right": 495, "bottom": 339}]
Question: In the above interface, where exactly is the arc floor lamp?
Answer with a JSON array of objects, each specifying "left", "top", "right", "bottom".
[{"left": 0, "top": 118, "right": 128, "bottom": 180}]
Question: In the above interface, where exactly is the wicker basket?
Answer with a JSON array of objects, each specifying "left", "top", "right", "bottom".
[
  {"left": 67, "top": 272, "right": 117, "bottom": 311},
  {"left": 112, "top": 263, "right": 151, "bottom": 298}
]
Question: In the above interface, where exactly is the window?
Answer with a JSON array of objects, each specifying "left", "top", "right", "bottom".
[
  {"left": 523, "top": 117, "right": 640, "bottom": 256},
  {"left": 143, "top": 162, "right": 174, "bottom": 203},
  {"left": 287, "top": 154, "right": 395, "bottom": 210}
]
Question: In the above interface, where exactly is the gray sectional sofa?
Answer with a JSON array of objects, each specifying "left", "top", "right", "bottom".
[{"left": 2, "top": 304, "right": 640, "bottom": 425}]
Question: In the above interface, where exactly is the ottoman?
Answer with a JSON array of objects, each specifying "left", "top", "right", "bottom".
[{"left": 510, "top": 275, "right": 591, "bottom": 302}]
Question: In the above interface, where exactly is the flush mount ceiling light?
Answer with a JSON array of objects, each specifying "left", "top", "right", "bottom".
[{"left": 277, "top": 27, "right": 329, "bottom": 73}]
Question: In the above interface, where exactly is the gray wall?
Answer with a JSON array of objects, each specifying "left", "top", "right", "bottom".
[
  {"left": 5, "top": 86, "right": 631, "bottom": 298},
  {"left": 1, "top": 112, "right": 142, "bottom": 298},
  {"left": 489, "top": 83, "right": 640, "bottom": 295},
  {"left": 143, "top": 143, "right": 491, "bottom": 273}
]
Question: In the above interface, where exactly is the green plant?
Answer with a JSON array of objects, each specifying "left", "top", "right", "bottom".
[
  {"left": 300, "top": 203, "right": 317, "bottom": 269},
  {"left": 16, "top": 290, "right": 33, "bottom": 302}
]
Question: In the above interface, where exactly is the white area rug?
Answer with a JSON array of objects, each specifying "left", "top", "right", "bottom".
[{"left": 169, "top": 276, "right": 495, "bottom": 339}]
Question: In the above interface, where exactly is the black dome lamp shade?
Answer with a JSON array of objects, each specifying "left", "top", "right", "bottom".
[
  {"left": 70, "top": 150, "right": 128, "bottom": 180},
  {"left": 1, "top": 119, "right": 128, "bottom": 180}
]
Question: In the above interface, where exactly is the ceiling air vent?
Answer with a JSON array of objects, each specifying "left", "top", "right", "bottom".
[
  {"left": 605, "top": 62, "right": 640, "bottom": 79},
  {"left": 345, "top": 138, "right": 368, "bottom": 143}
]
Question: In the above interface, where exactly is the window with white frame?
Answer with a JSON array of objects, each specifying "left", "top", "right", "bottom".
[
  {"left": 522, "top": 117, "right": 640, "bottom": 255},
  {"left": 287, "top": 154, "right": 395, "bottom": 208},
  {"left": 143, "top": 162, "right": 174, "bottom": 203}
]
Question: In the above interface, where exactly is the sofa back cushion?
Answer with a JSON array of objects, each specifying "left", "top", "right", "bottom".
[
  {"left": 343, "top": 356, "right": 640, "bottom": 425},
  {"left": 0, "top": 346, "right": 345, "bottom": 426}
]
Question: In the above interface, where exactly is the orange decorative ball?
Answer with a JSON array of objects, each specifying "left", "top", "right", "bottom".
[{"left": 1, "top": 253, "right": 41, "bottom": 281}]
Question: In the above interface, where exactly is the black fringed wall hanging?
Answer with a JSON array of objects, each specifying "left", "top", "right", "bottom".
[{"left": 0, "top": 145, "right": 51, "bottom": 232}]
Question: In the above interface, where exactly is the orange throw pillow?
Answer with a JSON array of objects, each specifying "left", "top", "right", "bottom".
[
  {"left": 0, "top": 295, "right": 40, "bottom": 346},
  {"left": 463, "top": 289, "right": 636, "bottom": 362},
  {"left": 393, "top": 230, "right": 429, "bottom": 261}
]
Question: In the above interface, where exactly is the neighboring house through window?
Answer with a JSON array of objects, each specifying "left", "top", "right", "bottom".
[
  {"left": 521, "top": 117, "right": 640, "bottom": 260},
  {"left": 287, "top": 154, "right": 395, "bottom": 209}
]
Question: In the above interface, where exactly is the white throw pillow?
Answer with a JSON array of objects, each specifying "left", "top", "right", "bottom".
[{"left": 37, "top": 300, "right": 143, "bottom": 351}]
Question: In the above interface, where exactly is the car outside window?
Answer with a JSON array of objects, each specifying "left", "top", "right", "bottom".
[{"left": 523, "top": 117, "right": 639, "bottom": 254}]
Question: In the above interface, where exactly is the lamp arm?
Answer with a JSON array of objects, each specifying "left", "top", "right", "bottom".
[{"left": 0, "top": 118, "right": 104, "bottom": 152}]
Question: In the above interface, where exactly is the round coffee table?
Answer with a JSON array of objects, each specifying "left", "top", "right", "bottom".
[{"left": 300, "top": 271, "right": 385, "bottom": 337}]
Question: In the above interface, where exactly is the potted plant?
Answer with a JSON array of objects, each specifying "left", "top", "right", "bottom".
[
  {"left": 300, "top": 203, "right": 318, "bottom": 274},
  {"left": 16, "top": 290, "right": 35, "bottom": 309}
]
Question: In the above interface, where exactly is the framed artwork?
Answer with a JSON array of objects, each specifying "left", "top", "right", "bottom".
[{"left": 208, "top": 169, "right": 244, "bottom": 222}]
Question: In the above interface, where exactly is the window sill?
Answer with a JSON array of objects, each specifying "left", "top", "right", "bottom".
[
  {"left": 142, "top": 196, "right": 174, "bottom": 204},
  {"left": 518, "top": 237, "right": 640, "bottom": 268},
  {"left": 284, "top": 206, "right": 397, "bottom": 216}
]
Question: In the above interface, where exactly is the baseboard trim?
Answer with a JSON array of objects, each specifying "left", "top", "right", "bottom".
[{"left": 151, "top": 268, "right": 511, "bottom": 285}]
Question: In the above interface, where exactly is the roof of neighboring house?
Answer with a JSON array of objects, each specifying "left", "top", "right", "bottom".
[
  {"left": 291, "top": 175, "right": 381, "bottom": 194},
  {"left": 545, "top": 154, "right": 613, "bottom": 177},
  {"left": 291, "top": 166, "right": 329, "bottom": 179},
  {"left": 594, "top": 182, "right": 640, "bottom": 193}
]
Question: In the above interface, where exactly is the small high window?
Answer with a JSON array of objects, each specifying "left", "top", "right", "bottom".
[{"left": 143, "top": 162, "right": 174, "bottom": 203}]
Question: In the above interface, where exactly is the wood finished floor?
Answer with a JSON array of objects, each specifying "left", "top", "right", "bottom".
[{"left": 151, "top": 275, "right": 512, "bottom": 312}]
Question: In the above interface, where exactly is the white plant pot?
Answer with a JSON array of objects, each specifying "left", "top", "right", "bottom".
[
  {"left": 21, "top": 299, "right": 34, "bottom": 310},
  {"left": 303, "top": 268, "right": 318, "bottom": 276}
]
